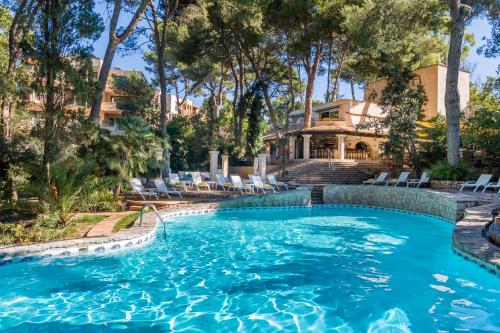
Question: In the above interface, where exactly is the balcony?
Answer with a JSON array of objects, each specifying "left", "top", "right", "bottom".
[
  {"left": 101, "top": 102, "right": 122, "bottom": 113},
  {"left": 100, "top": 123, "right": 125, "bottom": 136}
]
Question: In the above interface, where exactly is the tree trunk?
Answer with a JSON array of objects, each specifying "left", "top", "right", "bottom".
[
  {"left": 89, "top": 41, "right": 118, "bottom": 120},
  {"left": 303, "top": 44, "right": 322, "bottom": 129},
  {"left": 325, "top": 42, "right": 332, "bottom": 103},
  {"left": 445, "top": 0, "right": 471, "bottom": 166},
  {"left": 350, "top": 80, "right": 355, "bottom": 100}
]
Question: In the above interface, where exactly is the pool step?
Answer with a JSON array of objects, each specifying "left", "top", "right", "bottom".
[{"left": 311, "top": 185, "right": 324, "bottom": 204}]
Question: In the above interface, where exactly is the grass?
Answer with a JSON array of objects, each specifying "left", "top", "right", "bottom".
[{"left": 112, "top": 212, "right": 140, "bottom": 233}]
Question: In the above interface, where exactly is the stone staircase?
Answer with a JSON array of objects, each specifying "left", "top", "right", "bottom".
[
  {"left": 282, "top": 160, "right": 377, "bottom": 185},
  {"left": 269, "top": 160, "right": 383, "bottom": 204}
]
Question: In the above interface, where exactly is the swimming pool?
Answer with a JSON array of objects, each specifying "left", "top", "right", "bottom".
[{"left": 0, "top": 206, "right": 498, "bottom": 332}]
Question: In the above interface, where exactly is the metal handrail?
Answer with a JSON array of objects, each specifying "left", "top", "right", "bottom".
[{"left": 139, "top": 204, "right": 167, "bottom": 239}]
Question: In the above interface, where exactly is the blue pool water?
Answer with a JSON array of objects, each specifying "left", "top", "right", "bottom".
[{"left": 0, "top": 206, "right": 499, "bottom": 332}]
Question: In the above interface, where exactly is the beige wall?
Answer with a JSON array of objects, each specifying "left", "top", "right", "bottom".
[{"left": 364, "top": 64, "right": 470, "bottom": 120}]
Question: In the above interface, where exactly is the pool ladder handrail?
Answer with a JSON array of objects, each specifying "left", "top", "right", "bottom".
[{"left": 139, "top": 204, "right": 168, "bottom": 238}]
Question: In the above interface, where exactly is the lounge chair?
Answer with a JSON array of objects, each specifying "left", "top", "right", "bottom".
[
  {"left": 482, "top": 178, "right": 500, "bottom": 193},
  {"left": 130, "top": 178, "right": 158, "bottom": 200},
  {"left": 154, "top": 179, "right": 183, "bottom": 198},
  {"left": 168, "top": 173, "right": 188, "bottom": 192},
  {"left": 229, "top": 175, "right": 254, "bottom": 193},
  {"left": 250, "top": 175, "right": 276, "bottom": 193},
  {"left": 216, "top": 173, "right": 232, "bottom": 191},
  {"left": 362, "top": 172, "right": 389, "bottom": 185},
  {"left": 267, "top": 174, "right": 288, "bottom": 190},
  {"left": 459, "top": 174, "right": 493, "bottom": 192},
  {"left": 407, "top": 171, "right": 430, "bottom": 188},
  {"left": 192, "top": 172, "right": 211, "bottom": 191},
  {"left": 387, "top": 171, "right": 410, "bottom": 187}
]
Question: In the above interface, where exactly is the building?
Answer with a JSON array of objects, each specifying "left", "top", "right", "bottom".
[
  {"left": 266, "top": 64, "right": 470, "bottom": 162},
  {"left": 28, "top": 57, "right": 201, "bottom": 134}
]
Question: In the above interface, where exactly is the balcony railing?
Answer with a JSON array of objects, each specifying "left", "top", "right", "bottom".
[{"left": 345, "top": 149, "right": 369, "bottom": 160}]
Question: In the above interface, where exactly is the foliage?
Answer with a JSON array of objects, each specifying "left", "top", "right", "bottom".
[
  {"left": 94, "top": 117, "right": 167, "bottom": 185},
  {"left": 246, "top": 83, "right": 266, "bottom": 156},
  {"left": 463, "top": 79, "right": 500, "bottom": 168},
  {"left": 429, "top": 160, "right": 471, "bottom": 181},
  {"left": 29, "top": 161, "right": 97, "bottom": 226},
  {"left": 419, "top": 115, "right": 448, "bottom": 167},
  {"left": 167, "top": 113, "right": 210, "bottom": 171},
  {"left": 111, "top": 71, "right": 158, "bottom": 127},
  {"left": 0, "top": 214, "right": 105, "bottom": 245},
  {"left": 358, "top": 63, "right": 427, "bottom": 168}
]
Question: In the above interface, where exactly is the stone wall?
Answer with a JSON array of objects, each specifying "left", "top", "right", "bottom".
[
  {"left": 323, "top": 185, "right": 462, "bottom": 221},
  {"left": 219, "top": 187, "right": 311, "bottom": 209}
]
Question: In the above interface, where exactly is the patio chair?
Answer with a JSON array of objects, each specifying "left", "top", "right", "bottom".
[
  {"left": 362, "top": 172, "right": 389, "bottom": 185},
  {"left": 192, "top": 172, "right": 211, "bottom": 191},
  {"left": 216, "top": 173, "right": 232, "bottom": 191},
  {"left": 229, "top": 175, "right": 254, "bottom": 193},
  {"left": 407, "top": 171, "right": 430, "bottom": 188},
  {"left": 387, "top": 171, "right": 410, "bottom": 187},
  {"left": 267, "top": 174, "right": 288, "bottom": 190},
  {"left": 154, "top": 179, "right": 183, "bottom": 198},
  {"left": 482, "top": 178, "right": 500, "bottom": 193},
  {"left": 168, "top": 173, "right": 188, "bottom": 192},
  {"left": 250, "top": 175, "right": 276, "bottom": 193},
  {"left": 459, "top": 174, "right": 493, "bottom": 192},
  {"left": 130, "top": 178, "right": 158, "bottom": 200}
]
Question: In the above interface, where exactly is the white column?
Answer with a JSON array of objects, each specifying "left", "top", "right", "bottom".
[
  {"left": 288, "top": 136, "right": 296, "bottom": 160},
  {"left": 221, "top": 154, "right": 229, "bottom": 177},
  {"left": 337, "top": 134, "right": 346, "bottom": 160},
  {"left": 258, "top": 153, "right": 267, "bottom": 180},
  {"left": 209, "top": 150, "right": 219, "bottom": 181},
  {"left": 302, "top": 134, "right": 312, "bottom": 160},
  {"left": 253, "top": 157, "right": 259, "bottom": 174}
]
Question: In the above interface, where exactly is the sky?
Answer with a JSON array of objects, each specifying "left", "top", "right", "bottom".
[{"left": 92, "top": 4, "right": 499, "bottom": 107}]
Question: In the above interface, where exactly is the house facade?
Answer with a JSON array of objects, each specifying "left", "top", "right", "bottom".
[
  {"left": 27, "top": 57, "right": 201, "bottom": 135},
  {"left": 266, "top": 64, "right": 470, "bottom": 162}
]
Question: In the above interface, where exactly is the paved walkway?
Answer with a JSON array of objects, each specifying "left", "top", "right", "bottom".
[{"left": 86, "top": 212, "right": 132, "bottom": 237}]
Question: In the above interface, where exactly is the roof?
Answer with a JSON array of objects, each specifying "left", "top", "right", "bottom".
[{"left": 264, "top": 123, "right": 387, "bottom": 141}]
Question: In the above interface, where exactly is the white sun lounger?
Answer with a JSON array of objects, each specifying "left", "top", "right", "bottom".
[
  {"left": 459, "top": 174, "right": 493, "bottom": 192},
  {"left": 216, "top": 173, "right": 232, "bottom": 191},
  {"left": 130, "top": 178, "right": 158, "bottom": 200},
  {"left": 230, "top": 175, "right": 253, "bottom": 193},
  {"left": 192, "top": 172, "right": 211, "bottom": 191},
  {"left": 387, "top": 171, "right": 410, "bottom": 187},
  {"left": 482, "top": 178, "right": 500, "bottom": 193},
  {"left": 168, "top": 173, "right": 188, "bottom": 192},
  {"left": 363, "top": 172, "right": 389, "bottom": 185},
  {"left": 407, "top": 171, "right": 430, "bottom": 188},
  {"left": 250, "top": 175, "right": 276, "bottom": 193},
  {"left": 154, "top": 179, "right": 183, "bottom": 198},
  {"left": 267, "top": 174, "right": 288, "bottom": 190}
]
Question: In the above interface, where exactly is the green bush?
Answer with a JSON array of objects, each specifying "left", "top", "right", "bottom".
[
  {"left": 79, "top": 189, "right": 122, "bottom": 212},
  {"left": 429, "top": 161, "right": 471, "bottom": 181}
]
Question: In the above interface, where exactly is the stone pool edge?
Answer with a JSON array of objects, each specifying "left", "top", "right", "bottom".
[
  {"left": 0, "top": 188, "right": 312, "bottom": 265},
  {"left": 323, "top": 185, "right": 500, "bottom": 275}
]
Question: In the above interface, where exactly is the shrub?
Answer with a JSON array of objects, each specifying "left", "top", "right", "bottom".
[{"left": 429, "top": 161, "right": 471, "bottom": 181}]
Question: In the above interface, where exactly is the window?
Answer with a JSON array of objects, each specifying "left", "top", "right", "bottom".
[{"left": 319, "top": 107, "right": 340, "bottom": 121}]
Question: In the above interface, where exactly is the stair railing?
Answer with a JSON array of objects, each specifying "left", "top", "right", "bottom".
[
  {"left": 139, "top": 204, "right": 167, "bottom": 239},
  {"left": 327, "top": 149, "right": 335, "bottom": 183}
]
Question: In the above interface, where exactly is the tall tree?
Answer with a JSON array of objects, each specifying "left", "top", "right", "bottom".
[
  {"left": 445, "top": 0, "right": 498, "bottom": 166},
  {"left": 144, "top": 0, "right": 179, "bottom": 135},
  {"left": 30, "top": 0, "right": 101, "bottom": 181},
  {"left": 1, "top": 0, "right": 39, "bottom": 141},
  {"left": 88, "top": 0, "right": 149, "bottom": 120}
]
